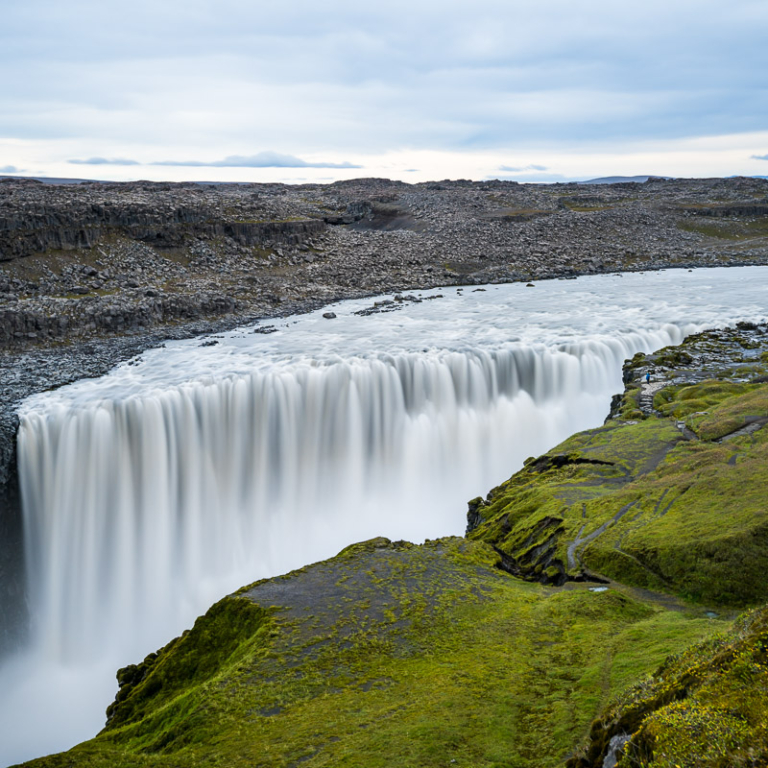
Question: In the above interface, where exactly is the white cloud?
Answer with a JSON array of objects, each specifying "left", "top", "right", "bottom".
[
  {"left": 151, "top": 152, "right": 362, "bottom": 169},
  {"left": 69, "top": 157, "right": 140, "bottom": 166},
  {"left": 66, "top": 152, "right": 361, "bottom": 169},
  {"left": 499, "top": 165, "right": 548, "bottom": 173}
]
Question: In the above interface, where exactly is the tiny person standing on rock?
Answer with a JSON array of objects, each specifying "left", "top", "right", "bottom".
[{"left": 645, "top": 371, "right": 651, "bottom": 384}]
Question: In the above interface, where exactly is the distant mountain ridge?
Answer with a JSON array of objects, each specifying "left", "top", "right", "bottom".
[{"left": 579, "top": 175, "right": 673, "bottom": 184}]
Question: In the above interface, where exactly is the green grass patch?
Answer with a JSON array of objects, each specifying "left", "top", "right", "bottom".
[
  {"left": 677, "top": 217, "right": 768, "bottom": 241},
  {"left": 570, "top": 605, "right": 768, "bottom": 767},
  {"left": 685, "top": 385, "right": 768, "bottom": 440}
]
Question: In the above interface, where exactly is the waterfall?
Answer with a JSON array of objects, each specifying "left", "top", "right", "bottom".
[{"left": 17, "top": 332, "right": 684, "bottom": 666}]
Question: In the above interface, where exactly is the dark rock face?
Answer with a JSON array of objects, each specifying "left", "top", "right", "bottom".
[
  {"left": 0, "top": 412, "right": 26, "bottom": 657},
  {"left": 0, "top": 186, "right": 325, "bottom": 262},
  {"left": 686, "top": 202, "right": 768, "bottom": 218},
  {"left": 465, "top": 496, "right": 486, "bottom": 534}
]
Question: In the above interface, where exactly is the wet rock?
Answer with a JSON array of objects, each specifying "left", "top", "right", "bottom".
[{"left": 465, "top": 497, "right": 487, "bottom": 534}]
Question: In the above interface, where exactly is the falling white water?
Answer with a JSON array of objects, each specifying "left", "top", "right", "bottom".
[
  {"left": 3, "top": 266, "right": 768, "bottom": 765},
  {"left": 19, "top": 343, "right": 654, "bottom": 662}
]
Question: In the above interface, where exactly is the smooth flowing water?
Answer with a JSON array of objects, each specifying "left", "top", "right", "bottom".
[{"left": 2, "top": 267, "right": 768, "bottom": 765}]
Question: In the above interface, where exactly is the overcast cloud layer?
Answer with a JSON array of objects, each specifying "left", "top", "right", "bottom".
[
  {"left": 1, "top": 0, "right": 767, "bottom": 182},
  {"left": 69, "top": 153, "right": 362, "bottom": 169}
]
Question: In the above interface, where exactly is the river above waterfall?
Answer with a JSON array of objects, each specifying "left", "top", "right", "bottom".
[
  {"left": 3, "top": 266, "right": 768, "bottom": 766},
  {"left": 17, "top": 267, "right": 768, "bottom": 412}
]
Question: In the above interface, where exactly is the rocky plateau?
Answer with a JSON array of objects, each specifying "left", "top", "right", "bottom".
[{"left": 3, "top": 173, "right": 768, "bottom": 457}]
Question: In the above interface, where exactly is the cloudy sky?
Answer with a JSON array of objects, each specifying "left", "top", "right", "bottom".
[{"left": 1, "top": 0, "right": 767, "bottom": 183}]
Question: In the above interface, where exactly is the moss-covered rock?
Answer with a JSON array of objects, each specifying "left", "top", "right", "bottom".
[
  {"left": 105, "top": 596, "right": 271, "bottom": 730},
  {"left": 569, "top": 605, "right": 768, "bottom": 767}
]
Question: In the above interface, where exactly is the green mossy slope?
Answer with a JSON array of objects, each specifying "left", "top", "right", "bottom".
[
  {"left": 468, "top": 325, "right": 768, "bottom": 607},
  {"left": 105, "top": 596, "right": 271, "bottom": 730},
  {"left": 569, "top": 605, "right": 768, "bottom": 767},
  {"left": 18, "top": 538, "right": 719, "bottom": 768}
]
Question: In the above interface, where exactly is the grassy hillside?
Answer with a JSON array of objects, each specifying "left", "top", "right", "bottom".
[
  {"left": 468, "top": 324, "right": 768, "bottom": 608},
  {"left": 569, "top": 604, "right": 768, "bottom": 767}
]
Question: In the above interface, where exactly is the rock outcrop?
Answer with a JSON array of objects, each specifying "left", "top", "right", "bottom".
[{"left": 0, "top": 181, "right": 325, "bottom": 261}]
